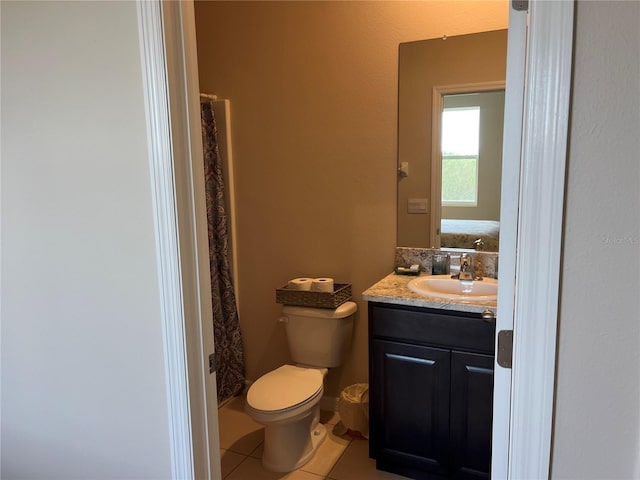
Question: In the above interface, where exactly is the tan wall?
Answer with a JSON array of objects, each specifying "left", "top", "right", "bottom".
[
  {"left": 194, "top": 1, "right": 508, "bottom": 396},
  {"left": 397, "top": 30, "right": 508, "bottom": 248}
]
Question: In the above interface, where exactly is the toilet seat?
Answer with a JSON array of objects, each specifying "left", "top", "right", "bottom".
[{"left": 247, "top": 365, "right": 323, "bottom": 414}]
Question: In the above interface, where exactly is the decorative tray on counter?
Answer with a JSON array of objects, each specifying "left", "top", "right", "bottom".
[{"left": 275, "top": 283, "right": 352, "bottom": 309}]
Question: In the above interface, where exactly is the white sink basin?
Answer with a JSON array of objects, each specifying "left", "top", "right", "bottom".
[{"left": 407, "top": 275, "right": 498, "bottom": 302}]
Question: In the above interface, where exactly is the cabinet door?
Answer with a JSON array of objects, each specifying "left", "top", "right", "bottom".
[
  {"left": 450, "top": 351, "right": 494, "bottom": 480},
  {"left": 372, "top": 339, "right": 451, "bottom": 477}
]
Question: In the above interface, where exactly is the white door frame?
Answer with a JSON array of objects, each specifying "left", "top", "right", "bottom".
[
  {"left": 506, "top": 1, "right": 574, "bottom": 478},
  {"left": 137, "top": 1, "right": 574, "bottom": 479},
  {"left": 136, "top": 1, "right": 221, "bottom": 479}
]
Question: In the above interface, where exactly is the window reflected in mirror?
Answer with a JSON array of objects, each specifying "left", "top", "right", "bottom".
[{"left": 441, "top": 105, "right": 480, "bottom": 207}]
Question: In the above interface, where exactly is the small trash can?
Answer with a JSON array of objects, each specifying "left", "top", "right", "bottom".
[{"left": 338, "top": 383, "right": 369, "bottom": 438}]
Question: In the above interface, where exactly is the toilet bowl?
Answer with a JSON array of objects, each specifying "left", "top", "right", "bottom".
[
  {"left": 245, "top": 301, "right": 357, "bottom": 472},
  {"left": 246, "top": 365, "right": 327, "bottom": 472}
]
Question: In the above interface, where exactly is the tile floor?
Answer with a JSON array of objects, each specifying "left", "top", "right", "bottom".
[{"left": 218, "top": 395, "right": 407, "bottom": 480}]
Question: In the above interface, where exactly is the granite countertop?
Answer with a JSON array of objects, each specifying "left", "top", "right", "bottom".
[{"left": 362, "top": 273, "right": 497, "bottom": 314}]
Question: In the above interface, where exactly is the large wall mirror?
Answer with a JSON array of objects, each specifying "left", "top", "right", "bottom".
[{"left": 397, "top": 30, "right": 508, "bottom": 252}]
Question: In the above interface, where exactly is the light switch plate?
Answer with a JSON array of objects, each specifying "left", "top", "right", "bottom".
[{"left": 408, "top": 198, "right": 428, "bottom": 214}]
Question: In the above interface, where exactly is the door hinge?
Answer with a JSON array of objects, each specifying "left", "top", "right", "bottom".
[
  {"left": 512, "top": 0, "right": 528, "bottom": 11},
  {"left": 497, "top": 330, "right": 513, "bottom": 368},
  {"left": 209, "top": 353, "right": 216, "bottom": 374}
]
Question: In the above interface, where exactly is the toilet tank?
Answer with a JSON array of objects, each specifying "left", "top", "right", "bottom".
[{"left": 282, "top": 301, "right": 357, "bottom": 368}]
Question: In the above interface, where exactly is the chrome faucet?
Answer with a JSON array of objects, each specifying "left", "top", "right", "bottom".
[{"left": 458, "top": 253, "right": 474, "bottom": 281}]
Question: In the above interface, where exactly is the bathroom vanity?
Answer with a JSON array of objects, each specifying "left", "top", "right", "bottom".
[{"left": 363, "top": 273, "right": 496, "bottom": 480}]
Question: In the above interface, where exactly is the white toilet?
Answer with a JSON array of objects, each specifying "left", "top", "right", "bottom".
[{"left": 245, "top": 301, "right": 357, "bottom": 472}]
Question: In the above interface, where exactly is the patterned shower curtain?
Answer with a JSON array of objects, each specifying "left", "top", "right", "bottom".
[{"left": 200, "top": 100, "right": 245, "bottom": 404}]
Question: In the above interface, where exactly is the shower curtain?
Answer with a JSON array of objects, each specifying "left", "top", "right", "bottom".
[{"left": 200, "top": 99, "right": 245, "bottom": 404}]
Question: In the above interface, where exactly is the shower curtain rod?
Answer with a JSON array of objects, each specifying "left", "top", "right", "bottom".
[{"left": 199, "top": 93, "right": 218, "bottom": 101}]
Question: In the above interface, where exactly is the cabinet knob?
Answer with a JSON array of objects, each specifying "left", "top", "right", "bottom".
[{"left": 481, "top": 309, "right": 496, "bottom": 323}]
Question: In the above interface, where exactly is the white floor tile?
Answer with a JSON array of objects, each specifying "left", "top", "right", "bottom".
[
  {"left": 299, "top": 427, "right": 351, "bottom": 477},
  {"left": 218, "top": 395, "right": 264, "bottom": 455},
  {"left": 328, "top": 438, "right": 408, "bottom": 480},
  {"left": 220, "top": 449, "right": 246, "bottom": 479},
  {"left": 226, "top": 457, "right": 325, "bottom": 480},
  {"left": 249, "top": 442, "right": 263, "bottom": 459},
  {"left": 218, "top": 398, "right": 406, "bottom": 479}
]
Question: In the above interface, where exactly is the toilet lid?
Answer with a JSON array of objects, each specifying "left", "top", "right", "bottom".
[{"left": 247, "top": 365, "right": 323, "bottom": 412}]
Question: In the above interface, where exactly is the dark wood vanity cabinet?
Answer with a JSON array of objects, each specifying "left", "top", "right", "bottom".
[{"left": 368, "top": 302, "right": 496, "bottom": 480}]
